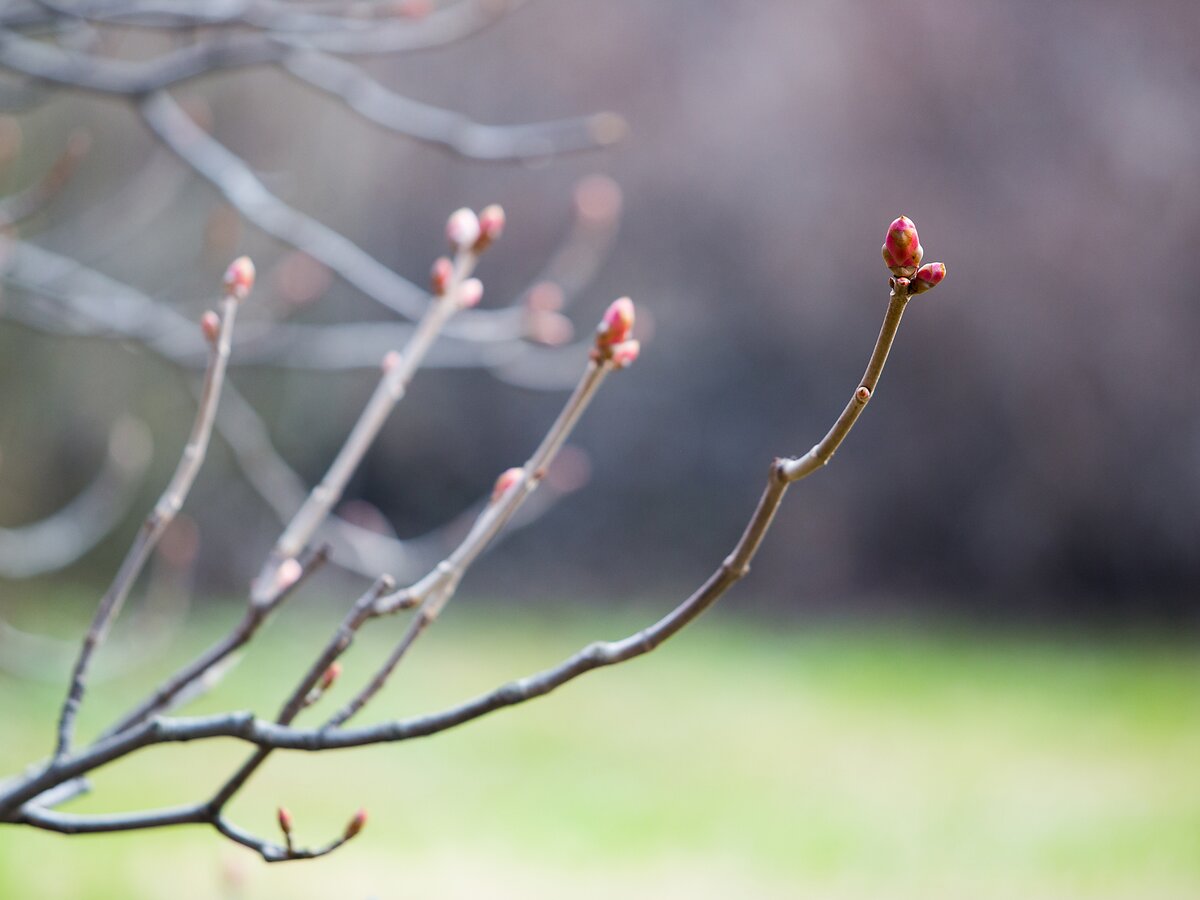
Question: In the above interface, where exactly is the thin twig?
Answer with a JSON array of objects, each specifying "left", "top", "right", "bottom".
[
  {"left": 252, "top": 249, "right": 476, "bottom": 601},
  {"left": 283, "top": 50, "right": 625, "bottom": 162},
  {"left": 52, "top": 287, "right": 242, "bottom": 759},
  {"left": 325, "top": 354, "right": 613, "bottom": 727}
]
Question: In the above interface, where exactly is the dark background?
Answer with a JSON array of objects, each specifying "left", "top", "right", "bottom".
[{"left": 2, "top": 0, "right": 1198, "bottom": 623}]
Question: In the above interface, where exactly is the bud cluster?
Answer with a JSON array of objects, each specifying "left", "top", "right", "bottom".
[
  {"left": 445, "top": 204, "right": 506, "bottom": 254},
  {"left": 593, "top": 297, "right": 640, "bottom": 369},
  {"left": 882, "top": 216, "right": 946, "bottom": 295}
]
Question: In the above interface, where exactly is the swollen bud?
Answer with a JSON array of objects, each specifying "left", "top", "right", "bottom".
[
  {"left": 596, "top": 296, "right": 635, "bottom": 347},
  {"left": 223, "top": 256, "right": 255, "bottom": 301},
  {"left": 344, "top": 808, "right": 368, "bottom": 840},
  {"left": 200, "top": 311, "right": 221, "bottom": 346},
  {"left": 911, "top": 262, "right": 947, "bottom": 294},
  {"left": 445, "top": 208, "right": 480, "bottom": 250},
  {"left": 277, "top": 806, "right": 293, "bottom": 836},
  {"left": 459, "top": 278, "right": 484, "bottom": 308},
  {"left": 492, "top": 467, "right": 523, "bottom": 503},
  {"left": 610, "top": 339, "right": 640, "bottom": 369},
  {"left": 475, "top": 204, "right": 506, "bottom": 251},
  {"left": 430, "top": 257, "right": 453, "bottom": 296},
  {"left": 320, "top": 662, "right": 342, "bottom": 692},
  {"left": 883, "top": 216, "right": 920, "bottom": 270},
  {"left": 273, "top": 558, "right": 302, "bottom": 595}
]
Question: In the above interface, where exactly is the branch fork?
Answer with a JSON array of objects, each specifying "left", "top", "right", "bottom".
[{"left": 0, "top": 214, "right": 949, "bottom": 865}]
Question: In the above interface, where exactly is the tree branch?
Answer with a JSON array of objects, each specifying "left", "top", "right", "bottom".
[{"left": 52, "top": 273, "right": 246, "bottom": 758}]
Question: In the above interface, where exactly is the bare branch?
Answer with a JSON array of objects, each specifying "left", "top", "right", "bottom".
[
  {"left": 52, "top": 270, "right": 247, "bottom": 758},
  {"left": 138, "top": 89, "right": 525, "bottom": 339},
  {"left": 325, "top": 324, "right": 625, "bottom": 727},
  {"left": 251, "top": 243, "right": 479, "bottom": 600},
  {"left": 283, "top": 50, "right": 626, "bottom": 162},
  {"left": 215, "top": 379, "right": 579, "bottom": 580}
]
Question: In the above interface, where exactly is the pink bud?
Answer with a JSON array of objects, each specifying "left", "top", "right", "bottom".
[
  {"left": 445, "top": 208, "right": 480, "bottom": 250},
  {"left": 492, "top": 467, "right": 523, "bottom": 503},
  {"left": 223, "top": 256, "right": 256, "bottom": 300},
  {"left": 274, "top": 558, "right": 302, "bottom": 594},
  {"left": 344, "top": 808, "right": 368, "bottom": 840},
  {"left": 200, "top": 311, "right": 221, "bottom": 345},
  {"left": 476, "top": 204, "right": 506, "bottom": 249},
  {"left": 884, "top": 216, "right": 920, "bottom": 268},
  {"left": 610, "top": 339, "right": 640, "bottom": 369},
  {"left": 430, "top": 257, "right": 453, "bottom": 296},
  {"left": 320, "top": 662, "right": 342, "bottom": 692},
  {"left": 596, "top": 296, "right": 635, "bottom": 347},
  {"left": 381, "top": 350, "right": 401, "bottom": 373},
  {"left": 911, "top": 262, "right": 947, "bottom": 294},
  {"left": 459, "top": 277, "right": 484, "bottom": 308},
  {"left": 277, "top": 806, "right": 293, "bottom": 835}
]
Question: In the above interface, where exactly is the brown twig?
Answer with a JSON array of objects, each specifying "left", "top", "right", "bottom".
[{"left": 52, "top": 271, "right": 247, "bottom": 759}]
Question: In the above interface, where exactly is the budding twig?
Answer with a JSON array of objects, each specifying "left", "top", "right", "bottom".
[
  {"left": 252, "top": 217, "right": 493, "bottom": 602},
  {"left": 323, "top": 299, "right": 636, "bottom": 729},
  {"left": 52, "top": 259, "right": 251, "bottom": 759}
]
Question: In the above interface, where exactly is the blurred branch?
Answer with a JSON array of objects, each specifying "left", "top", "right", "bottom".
[
  {"left": 283, "top": 50, "right": 626, "bottom": 162},
  {"left": 139, "top": 89, "right": 526, "bottom": 339},
  {"left": 249, "top": 234, "right": 482, "bottom": 599},
  {"left": 215, "top": 379, "right": 583, "bottom": 581},
  {"left": 1, "top": 515, "right": 197, "bottom": 681},
  {"left": 0, "top": 416, "right": 150, "bottom": 580},
  {"left": 0, "top": 127, "right": 89, "bottom": 226}
]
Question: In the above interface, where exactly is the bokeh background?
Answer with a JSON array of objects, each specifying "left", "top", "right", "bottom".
[{"left": 2, "top": 1, "right": 1199, "bottom": 897}]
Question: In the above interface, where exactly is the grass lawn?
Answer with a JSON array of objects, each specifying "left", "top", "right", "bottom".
[{"left": 1, "top": 597, "right": 1198, "bottom": 899}]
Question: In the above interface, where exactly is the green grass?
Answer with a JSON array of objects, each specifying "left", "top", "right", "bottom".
[{"left": 2, "top": 600, "right": 1198, "bottom": 899}]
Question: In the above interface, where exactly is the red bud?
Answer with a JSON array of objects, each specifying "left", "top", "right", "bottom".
[
  {"left": 596, "top": 297, "right": 635, "bottom": 347},
  {"left": 320, "top": 662, "right": 342, "bottom": 692},
  {"left": 476, "top": 204, "right": 506, "bottom": 250},
  {"left": 344, "top": 808, "right": 368, "bottom": 840},
  {"left": 200, "top": 311, "right": 221, "bottom": 346},
  {"left": 277, "top": 806, "right": 293, "bottom": 835},
  {"left": 430, "top": 257, "right": 453, "bottom": 296},
  {"left": 884, "top": 217, "right": 920, "bottom": 269},
  {"left": 610, "top": 339, "right": 640, "bottom": 369},
  {"left": 492, "top": 467, "right": 523, "bottom": 503},
  {"left": 911, "top": 262, "right": 947, "bottom": 294}
]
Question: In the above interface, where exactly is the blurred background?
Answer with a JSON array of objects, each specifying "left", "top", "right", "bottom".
[{"left": 1, "top": 1, "right": 1198, "bottom": 897}]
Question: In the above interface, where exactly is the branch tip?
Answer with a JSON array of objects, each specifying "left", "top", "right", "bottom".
[
  {"left": 474, "top": 204, "right": 505, "bottom": 252},
  {"left": 911, "top": 262, "right": 947, "bottom": 294},
  {"left": 445, "top": 208, "right": 480, "bottom": 251},
  {"left": 596, "top": 296, "right": 635, "bottom": 348},
  {"left": 343, "top": 808, "right": 367, "bottom": 840},
  {"left": 223, "top": 257, "right": 255, "bottom": 301}
]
